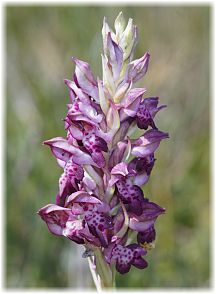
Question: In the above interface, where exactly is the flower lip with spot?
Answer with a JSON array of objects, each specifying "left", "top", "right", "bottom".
[
  {"left": 109, "top": 162, "right": 145, "bottom": 215},
  {"left": 110, "top": 243, "right": 148, "bottom": 274},
  {"left": 63, "top": 191, "right": 114, "bottom": 245},
  {"left": 85, "top": 209, "right": 113, "bottom": 248},
  {"left": 116, "top": 179, "right": 144, "bottom": 216},
  {"left": 136, "top": 97, "right": 167, "bottom": 130},
  {"left": 58, "top": 158, "right": 84, "bottom": 203},
  {"left": 82, "top": 131, "right": 108, "bottom": 168},
  {"left": 64, "top": 79, "right": 103, "bottom": 126}
]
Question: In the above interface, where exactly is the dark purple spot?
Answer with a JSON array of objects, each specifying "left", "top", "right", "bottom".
[{"left": 98, "top": 224, "right": 104, "bottom": 231}]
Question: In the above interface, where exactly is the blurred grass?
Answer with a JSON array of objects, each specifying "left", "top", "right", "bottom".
[{"left": 6, "top": 5, "right": 210, "bottom": 288}]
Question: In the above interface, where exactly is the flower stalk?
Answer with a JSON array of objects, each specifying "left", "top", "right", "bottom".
[
  {"left": 88, "top": 257, "right": 102, "bottom": 291},
  {"left": 94, "top": 247, "right": 114, "bottom": 288},
  {"left": 37, "top": 12, "right": 168, "bottom": 290}
]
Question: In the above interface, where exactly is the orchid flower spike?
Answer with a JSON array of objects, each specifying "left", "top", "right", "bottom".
[{"left": 38, "top": 11, "right": 168, "bottom": 289}]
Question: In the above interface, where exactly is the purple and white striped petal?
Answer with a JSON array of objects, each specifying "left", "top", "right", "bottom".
[
  {"left": 129, "top": 199, "right": 165, "bottom": 232},
  {"left": 128, "top": 154, "right": 155, "bottom": 186},
  {"left": 37, "top": 204, "right": 72, "bottom": 236},
  {"left": 119, "top": 18, "right": 138, "bottom": 61},
  {"left": 119, "top": 88, "right": 146, "bottom": 121},
  {"left": 109, "top": 162, "right": 129, "bottom": 187},
  {"left": 72, "top": 57, "right": 99, "bottom": 102},
  {"left": 62, "top": 219, "right": 86, "bottom": 244},
  {"left": 67, "top": 122, "right": 84, "bottom": 140},
  {"left": 66, "top": 191, "right": 102, "bottom": 207},
  {"left": 64, "top": 79, "right": 90, "bottom": 104},
  {"left": 43, "top": 137, "right": 99, "bottom": 167},
  {"left": 108, "top": 140, "right": 128, "bottom": 170},
  {"left": 125, "top": 52, "right": 150, "bottom": 83},
  {"left": 62, "top": 219, "right": 101, "bottom": 246},
  {"left": 132, "top": 129, "right": 169, "bottom": 157},
  {"left": 106, "top": 32, "right": 123, "bottom": 81}
]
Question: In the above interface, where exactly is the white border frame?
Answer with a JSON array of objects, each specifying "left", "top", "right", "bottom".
[{"left": 0, "top": 1, "right": 214, "bottom": 293}]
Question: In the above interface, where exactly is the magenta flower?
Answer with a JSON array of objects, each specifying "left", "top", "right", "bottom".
[
  {"left": 128, "top": 198, "right": 165, "bottom": 244},
  {"left": 125, "top": 52, "right": 150, "bottom": 83},
  {"left": 38, "top": 12, "right": 168, "bottom": 289},
  {"left": 136, "top": 97, "right": 167, "bottom": 129},
  {"left": 108, "top": 243, "right": 148, "bottom": 274}
]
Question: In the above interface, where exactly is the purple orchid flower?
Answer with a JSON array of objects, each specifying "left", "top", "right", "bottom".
[
  {"left": 125, "top": 52, "right": 150, "bottom": 83},
  {"left": 128, "top": 198, "right": 165, "bottom": 247},
  {"left": 136, "top": 97, "right": 167, "bottom": 129},
  {"left": 38, "top": 203, "right": 101, "bottom": 246},
  {"left": 58, "top": 157, "right": 84, "bottom": 203},
  {"left": 105, "top": 243, "right": 148, "bottom": 274},
  {"left": 137, "top": 226, "right": 156, "bottom": 244},
  {"left": 38, "top": 12, "right": 168, "bottom": 289},
  {"left": 118, "top": 88, "right": 146, "bottom": 122},
  {"left": 128, "top": 154, "right": 155, "bottom": 186},
  {"left": 131, "top": 129, "right": 169, "bottom": 157},
  {"left": 43, "top": 137, "right": 98, "bottom": 167},
  {"left": 82, "top": 130, "right": 108, "bottom": 168},
  {"left": 38, "top": 204, "right": 72, "bottom": 236},
  {"left": 65, "top": 191, "right": 113, "bottom": 247},
  {"left": 72, "top": 57, "right": 99, "bottom": 102}
]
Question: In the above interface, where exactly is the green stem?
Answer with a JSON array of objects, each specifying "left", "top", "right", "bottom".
[
  {"left": 94, "top": 248, "right": 113, "bottom": 289},
  {"left": 111, "top": 265, "right": 116, "bottom": 288},
  {"left": 88, "top": 247, "right": 116, "bottom": 290},
  {"left": 88, "top": 257, "right": 102, "bottom": 292}
]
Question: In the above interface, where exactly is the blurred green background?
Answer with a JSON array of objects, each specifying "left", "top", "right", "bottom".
[{"left": 6, "top": 5, "right": 210, "bottom": 289}]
